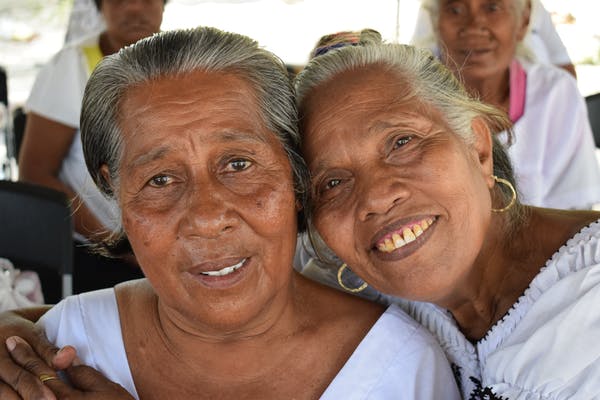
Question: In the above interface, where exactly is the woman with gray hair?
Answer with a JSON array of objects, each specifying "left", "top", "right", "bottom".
[
  {"left": 0, "top": 27, "right": 459, "bottom": 400},
  {"left": 416, "top": 0, "right": 600, "bottom": 210},
  {"left": 295, "top": 31, "right": 600, "bottom": 399}
]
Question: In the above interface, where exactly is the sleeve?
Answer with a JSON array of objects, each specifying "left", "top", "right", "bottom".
[
  {"left": 377, "top": 341, "right": 462, "bottom": 400},
  {"left": 25, "top": 44, "right": 88, "bottom": 128},
  {"left": 37, "top": 295, "right": 93, "bottom": 362},
  {"left": 531, "top": 0, "right": 572, "bottom": 66},
  {"left": 516, "top": 67, "right": 600, "bottom": 209}
]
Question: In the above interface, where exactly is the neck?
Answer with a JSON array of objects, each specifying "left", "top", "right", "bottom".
[
  {"left": 153, "top": 276, "right": 302, "bottom": 364},
  {"left": 99, "top": 32, "right": 124, "bottom": 57},
  {"left": 463, "top": 69, "right": 511, "bottom": 114},
  {"left": 439, "top": 210, "right": 535, "bottom": 341}
]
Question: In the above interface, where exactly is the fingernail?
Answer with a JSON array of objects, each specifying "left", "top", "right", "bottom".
[{"left": 5, "top": 336, "right": 16, "bottom": 351}]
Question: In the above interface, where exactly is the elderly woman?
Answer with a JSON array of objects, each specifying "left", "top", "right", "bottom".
[
  {"left": 0, "top": 27, "right": 459, "bottom": 400},
  {"left": 294, "top": 35, "right": 600, "bottom": 399},
  {"left": 418, "top": 0, "right": 600, "bottom": 210}
]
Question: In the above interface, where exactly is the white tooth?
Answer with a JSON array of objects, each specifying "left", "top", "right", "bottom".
[
  {"left": 377, "top": 242, "right": 387, "bottom": 252},
  {"left": 201, "top": 259, "right": 245, "bottom": 276},
  {"left": 420, "top": 220, "right": 429, "bottom": 230},
  {"left": 413, "top": 224, "right": 423, "bottom": 237},
  {"left": 392, "top": 233, "right": 405, "bottom": 248},
  {"left": 403, "top": 228, "right": 416, "bottom": 243}
]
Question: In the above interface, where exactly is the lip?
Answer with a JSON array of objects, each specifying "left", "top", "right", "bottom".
[
  {"left": 185, "top": 257, "right": 251, "bottom": 289},
  {"left": 369, "top": 216, "right": 438, "bottom": 262}
]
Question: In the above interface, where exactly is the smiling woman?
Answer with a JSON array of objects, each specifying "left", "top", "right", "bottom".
[
  {"left": 295, "top": 32, "right": 600, "bottom": 399},
  {"left": 0, "top": 27, "right": 459, "bottom": 400}
]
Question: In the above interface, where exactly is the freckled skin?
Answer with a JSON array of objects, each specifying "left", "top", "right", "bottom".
[
  {"left": 301, "top": 65, "right": 495, "bottom": 304},
  {"left": 116, "top": 70, "right": 299, "bottom": 331}
]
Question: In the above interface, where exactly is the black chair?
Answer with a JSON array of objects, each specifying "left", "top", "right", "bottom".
[
  {"left": 0, "top": 180, "right": 73, "bottom": 303},
  {"left": 12, "top": 107, "right": 26, "bottom": 160},
  {"left": 586, "top": 92, "right": 600, "bottom": 148}
]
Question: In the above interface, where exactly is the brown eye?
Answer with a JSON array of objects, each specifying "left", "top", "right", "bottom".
[
  {"left": 148, "top": 174, "right": 171, "bottom": 187},
  {"left": 325, "top": 178, "right": 341, "bottom": 190},
  {"left": 228, "top": 159, "right": 252, "bottom": 172},
  {"left": 393, "top": 136, "right": 412, "bottom": 150}
]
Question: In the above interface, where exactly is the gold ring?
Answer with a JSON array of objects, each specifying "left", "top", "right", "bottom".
[{"left": 39, "top": 374, "right": 59, "bottom": 383}]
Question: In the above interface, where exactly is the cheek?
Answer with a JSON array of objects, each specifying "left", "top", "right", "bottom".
[
  {"left": 122, "top": 207, "right": 171, "bottom": 260},
  {"left": 313, "top": 209, "right": 352, "bottom": 257}
]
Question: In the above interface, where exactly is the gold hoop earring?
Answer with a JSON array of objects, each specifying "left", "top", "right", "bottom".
[
  {"left": 491, "top": 175, "right": 516, "bottom": 213},
  {"left": 337, "top": 263, "right": 368, "bottom": 293}
]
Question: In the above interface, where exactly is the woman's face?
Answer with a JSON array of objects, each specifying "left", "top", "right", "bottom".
[
  {"left": 101, "top": 0, "right": 164, "bottom": 49},
  {"left": 301, "top": 66, "right": 495, "bottom": 302},
  {"left": 116, "top": 70, "right": 299, "bottom": 331},
  {"left": 436, "top": 0, "right": 529, "bottom": 82}
]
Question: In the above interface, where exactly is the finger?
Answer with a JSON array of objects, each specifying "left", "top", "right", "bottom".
[
  {"left": 66, "top": 365, "right": 132, "bottom": 395},
  {"left": 0, "top": 309, "right": 61, "bottom": 368},
  {"left": 5, "top": 336, "right": 59, "bottom": 400},
  {"left": 51, "top": 345, "right": 79, "bottom": 370},
  {"left": 28, "top": 326, "right": 64, "bottom": 368},
  {"left": 0, "top": 381, "right": 22, "bottom": 400}
]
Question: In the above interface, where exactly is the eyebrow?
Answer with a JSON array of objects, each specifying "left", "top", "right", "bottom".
[{"left": 125, "top": 130, "right": 272, "bottom": 169}]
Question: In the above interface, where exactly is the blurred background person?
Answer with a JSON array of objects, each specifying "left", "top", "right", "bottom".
[
  {"left": 18, "top": 0, "right": 167, "bottom": 293},
  {"left": 417, "top": 0, "right": 600, "bottom": 209},
  {"left": 411, "top": 0, "right": 577, "bottom": 77}
]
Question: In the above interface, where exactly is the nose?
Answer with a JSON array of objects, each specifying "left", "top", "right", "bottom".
[
  {"left": 460, "top": 8, "right": 487, "bottom": 35},
  {"left": 179, "top": 181, "right": 239, "bottom": 239},
  {"left": 356, "top": 172, "right": 410, "bottom": 222}
]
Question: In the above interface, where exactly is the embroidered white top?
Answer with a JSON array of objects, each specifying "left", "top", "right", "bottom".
[{"left": 296, "top": 219, "right": 600, "bottom": 399}]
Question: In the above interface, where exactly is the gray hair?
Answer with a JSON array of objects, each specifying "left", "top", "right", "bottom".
[
  {"left": 81, "top": 26, "right": 309, "bottom": 255},
  {"left": 295, "top": 34, "right": 524, "bottom": 225},
  {"left": 421, "top": 0, "right": 534, "bottom": 62}
]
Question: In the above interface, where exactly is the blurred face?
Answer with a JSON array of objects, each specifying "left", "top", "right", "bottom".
[
  {"left": 301, "top": 66, "right": 495, "bottom": 302},
  {"left": 101, "top": 0, "right": 164, "bottom": 49},
  {"left": 117, "top": 71, "right": 299, "bottom": 331},
  {"left": 436, "top": 0, "right": 529, "bottom": 82}
]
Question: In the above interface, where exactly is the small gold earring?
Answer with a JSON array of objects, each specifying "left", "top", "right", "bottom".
[
  {"left": 491, "top": 175, "right": 517, "bottom": 213},
  {"left": 337, "top": 263, "right": 368, "bottom": 293}
]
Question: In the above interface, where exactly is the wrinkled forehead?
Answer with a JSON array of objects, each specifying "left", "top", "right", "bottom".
[
  {"left": 301, "top": 64, "right": 435, "bottom": 128},
  {"left": 115, "top": 70, "right": 286, "bottom": 158}
]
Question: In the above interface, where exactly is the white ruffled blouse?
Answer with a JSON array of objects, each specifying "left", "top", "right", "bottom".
[
  {"left": 395, "top": 219, "right": 600, "bottom": 399},
  {"left": 296, "top": 219, "right": 600, "bottom": 399}
]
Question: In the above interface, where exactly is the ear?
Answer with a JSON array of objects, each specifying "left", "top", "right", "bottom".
[
  {"left": 516, "top": 0, "right": 531, "bottom": 41},
  {"left": 470, "top": 117, "right": 494, "bottom": 187},
  {"left": 100, "top": 164, "right": 113, "bottom": 191}
]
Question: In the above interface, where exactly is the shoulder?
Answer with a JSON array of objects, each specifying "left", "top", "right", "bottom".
[
  {"left": 524, "top": 62, "right": 580, "bottom": 98},
  {"left": 37, "top": 288, "right": 120, "bottom": 365},
  {"left": 322, "top": 304, "right": 461, "bottom": 400}
]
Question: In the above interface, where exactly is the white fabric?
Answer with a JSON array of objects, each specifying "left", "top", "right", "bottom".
[
  {"left": 502, "top": 63, "right": 600, "bottom": 209},
  {"left": 296, "top": 220, "right": 600, "bottom": 399},
  {"left": 38, "top": 288, "right": 460, "bottom": 400},
  {"left": 411, "top": 0, "right": 572, "bottom": 66},
  {"left": 526, "top": 0, "right": 572, "bottom": 66},
  {"left": 25, "top": 34, "right": 119, "bottom": 237}
]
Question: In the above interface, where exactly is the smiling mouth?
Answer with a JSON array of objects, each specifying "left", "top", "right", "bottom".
[
  {"left": 375, "top": 217, "right": 435, "bottom": 253},
  {"left": 200, "top": 259, "right": 246, "bottom": 277}
]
